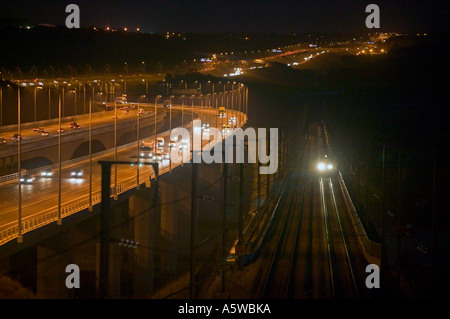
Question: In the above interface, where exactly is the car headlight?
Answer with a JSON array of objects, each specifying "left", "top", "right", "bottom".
[
  {"left": 20, "top": 178, "right": 24, "bottom": 182},
  {"left": 318, "top": 163, "right": 326, "bottom": 171},
  {"left": 41, "top": 172, "right": 46, "bottom": 176},
  {"left": 27, "top": 179, "right": 33, "bottom": 183},
  {"left": 141, "top": 153, "right": 145, "bottom": 156},
  {"left": 71, "top": 172, "right": 76, "bottom": 176},
  {"left": 77, "top": 172, "right": 82, "bottom": 176}
]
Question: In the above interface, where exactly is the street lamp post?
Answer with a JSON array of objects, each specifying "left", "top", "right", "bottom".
[
  {"left": 62, "top": 86, "right": 65, "bottom": 118},
  {"left": 137, "top": 95, "right": 146, "bottom": 189},
  {"left": 191, "top": 95, "right": 194, "bottom": 125},
  {"left": 169, "top": 95, "right": 174, "bottom": 173},
  {"left": 17, "top": 86, "right": 23, "bottom": 243},
  {"left": 113, "top": 84, "right": 118, "bottom": 200},
  {"left": 83, "top": 83, "right": 86, "bottom": 115},
  {"left": 48, "top": 86, "right": 52, "bottom": 120},
  {"left": 181, "top": 94, "right": 185, "bottom": 127},
  {"left": 154, "top": 95, "right": 161, "bottom": 153},
  {"left": 57, "top": 90, "right": 62, "bottom": 225},
  {"left": 200, "top": 95, "right": 203, "bottom": 124},
  {"left": 74, "top": 85, "right": 77, "bottom": 116},
  {"left": 89, "top": 91, "right": 93, "bottom": 211},
  {"left": 0, "top": 86, "right": 2, "bottom": 126},
  {"left": 34, "top": 86, "right": 37, "bottom": 122}
]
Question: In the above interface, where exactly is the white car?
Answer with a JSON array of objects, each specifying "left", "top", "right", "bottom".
[
  {"left": 70, "top": 169, "right": 84, "bottom": 178},
  {"left": 40, "top": 169, "right": 54, "bottom": 177},
  {"left": 152, "top": 148, "right": 164, "bottom": 161},
  {"left": 20, "top": 174, "right": 35, "bottom": 184},
  {"left": 156, "top": 137, "right": 164, "bottom": 147},
  {"left": 140, "top": 146, "right": 154, "bottom": 158},
  {"left": 168, "top": 136, "right": 178, "bottom": 147}
]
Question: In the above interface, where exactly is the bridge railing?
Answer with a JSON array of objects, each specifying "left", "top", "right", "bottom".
[{"left": 0, "top": 168, "right": 155, "bottom": 245}]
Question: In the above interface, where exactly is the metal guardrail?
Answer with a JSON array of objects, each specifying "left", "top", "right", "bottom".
[
  {"left": 0, "top": 110, "right": 248, "bottom": 246},
  {"left": 0, "top": 170, "right": 154, "bottom": 245},
  {"left": 337, "top": 171, "right": 381, "bottom": 264}
]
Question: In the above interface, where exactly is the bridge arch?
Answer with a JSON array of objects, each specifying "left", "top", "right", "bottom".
[
  {"left": 21, "top": 156, "right": 54, "bottom": 170},
  {"left": 71, "top": 140, "right": 107, "bottom": 159}
]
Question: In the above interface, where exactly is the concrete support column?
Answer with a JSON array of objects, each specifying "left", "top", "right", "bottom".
[
  {"left": 36, "top": 231, "right": 72, "bottom": 298},
  {"left": 130, "top": 187, "right": 156, "bottom": 297},
  {"left": 109, "top": 204, "right": 124, "bottom": 298},
  {"left": 159, "top": 179, "right": 179, "bottom": 277}
]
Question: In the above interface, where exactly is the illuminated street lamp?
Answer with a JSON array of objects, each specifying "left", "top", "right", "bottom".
[
  {"left": 17, "top": 86, "right": 23, "bottom": 243},
  {"left": 0, "top": 86, "right": 2, "bottom": 126},
  {"left": 34, "top": 85, "right": 43, "bottom": 122},
  {"left": 136, "top": 94, "right": 146, "bottom": 189},
  {"left": 154, "top": 95, "right": 161, "bottom": 154}
]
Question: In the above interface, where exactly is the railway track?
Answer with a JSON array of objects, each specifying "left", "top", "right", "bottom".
[
  {"left": 321, "top": 176, "right": 359, "bottom": 298},
  {"left": 260, "top": 177, "right": 307, "bottom": 298},
  {"left": 255, "top": 120, "right": 367, "bottom": 299}
]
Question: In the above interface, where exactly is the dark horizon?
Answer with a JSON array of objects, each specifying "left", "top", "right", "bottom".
[{"left": 1, "top": 0, "right": 448, "bottom": 34}]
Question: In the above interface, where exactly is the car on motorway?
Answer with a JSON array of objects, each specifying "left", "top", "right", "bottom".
[
  {"left": 163, "top": 99, "right": 172, "bottom": 108},
  {"left": 151, "top": 147, "right": 169, "bottom": 161},
  {"left": 156, "top": 137, "right": 164, "bottom": 147},
  {"left": 40, "top": 169, "right": 54, "bottom": 177},
  {"left": 33, "top": 127, "right": 44, "bottom": 132},
  {"left": 12, "top": 134, "right": 22, "bottom": 142},
  {"left": 180, "top": 138, "right": 189, "bottom": 149},
  {"left": 112, "top": 115, "right": 119, "bottom": 119},
  {"left": 0, "top": 138, "right": 6, "bottom": 146},
  {"left": 41, "top": 131, "right": 49, "bottom": 136},
  {"left": 218, "top": 107, "right": 226, "bottom": 118},
  {"left": 70, "top": 168, "right": 84, "bottom": 178},
  {"left": 178, "top": 141, "right": 189, "bottom": 155},
  {"left": 70, "top": 121, "right": 81, "bottom": 129},
  {"left": 168, "top": 136, "right": 178, "bottom": 148},
  {"left": 20, "top": 174, "right": 35, "bottom": 184},
  {"left": 140, "top": 146, "right": 154, "bottom": 158},
  {"left": 58, "top": 128, "right": 65, "bottom": 133},
  {"left": 222, "top": 124, "right": 232, "bottom": 134}
]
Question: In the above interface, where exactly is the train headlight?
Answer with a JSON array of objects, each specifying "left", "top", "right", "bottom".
[
  {"left": 318, "top": 163, "right": 326, "bottom": 171},
  {"left": 327, "top": 164, "right": 333, "bottom": 170}
]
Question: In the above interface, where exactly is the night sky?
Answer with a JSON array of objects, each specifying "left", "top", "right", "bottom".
[{"left": 1, "top": 0, "right": 448, "bottom": 34}]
